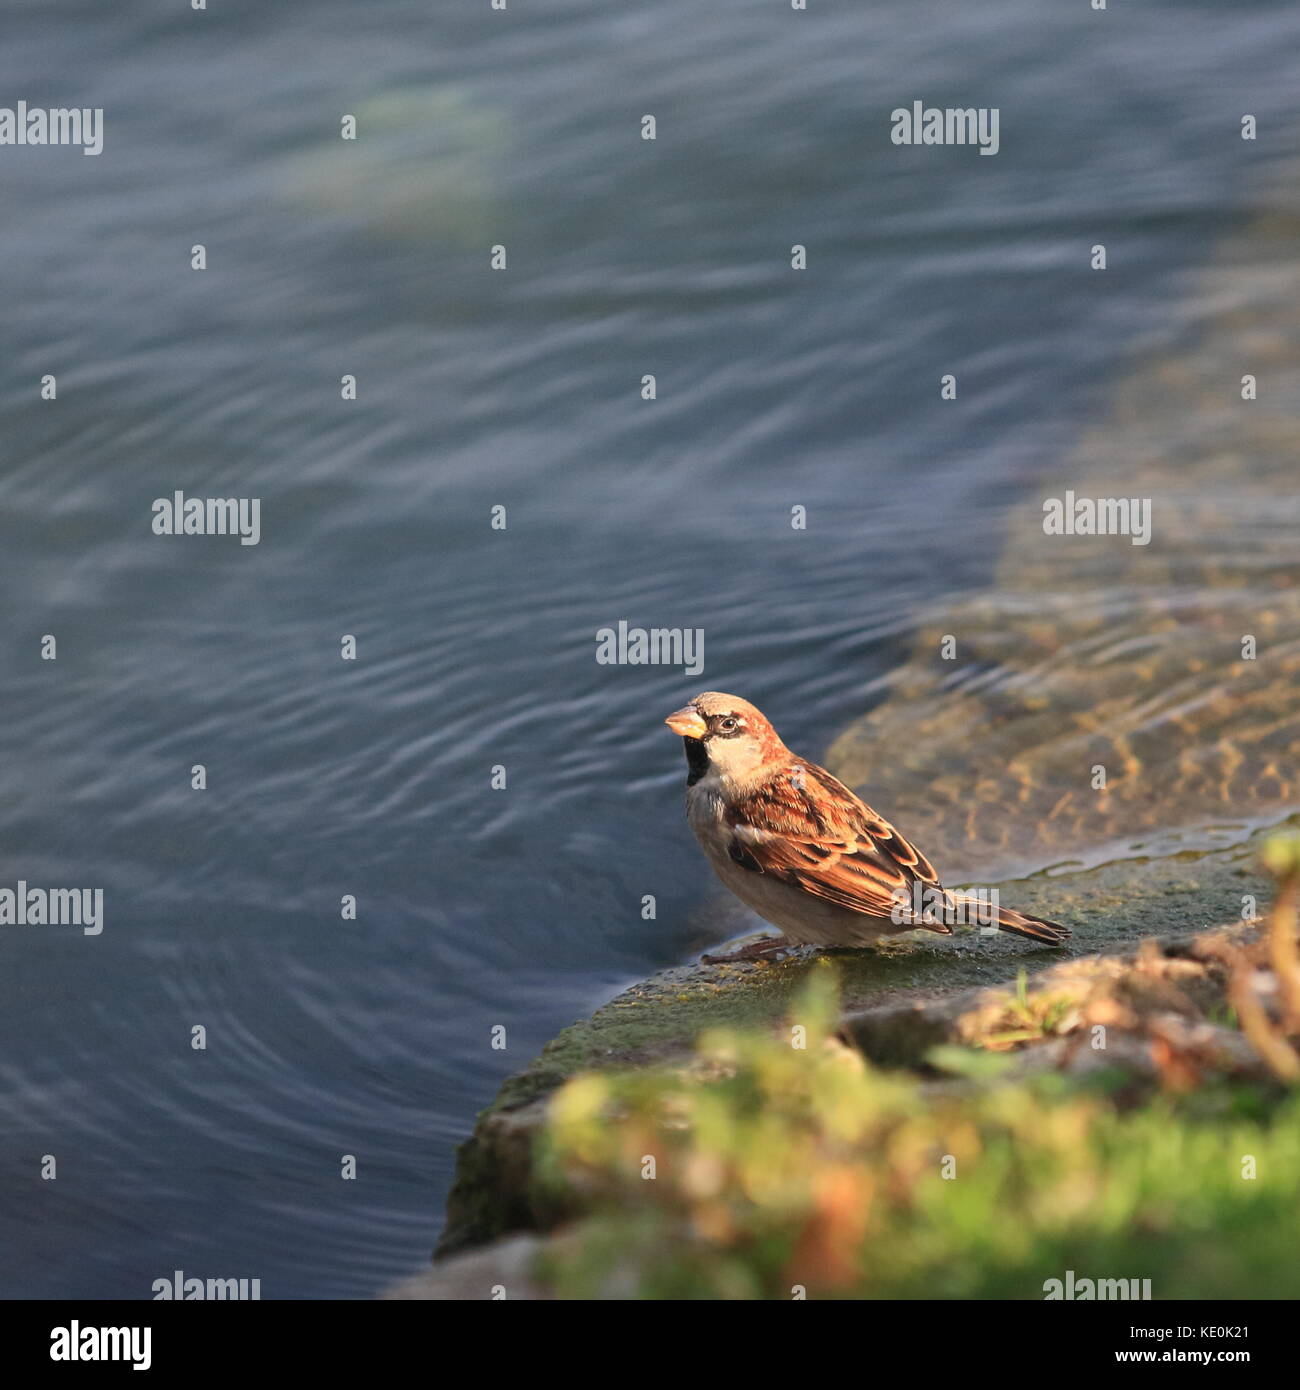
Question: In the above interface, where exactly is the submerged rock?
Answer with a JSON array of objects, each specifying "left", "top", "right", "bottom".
[
  {"left": 382, "top": 1235, "right": 547, "bottom": 1301},
  {"left": 829, "top": 170, "right": 1300, "bottom": 883},
  {"left": 278, "top": 87, "right": 509, "bottom": 246}
]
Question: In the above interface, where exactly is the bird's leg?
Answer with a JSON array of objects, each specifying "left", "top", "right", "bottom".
[{"left": 701, "top": 937, "right": 791, "bottom": 965}]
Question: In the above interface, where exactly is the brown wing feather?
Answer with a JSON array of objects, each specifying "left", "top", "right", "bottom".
[{"left": 723, "top": 760, "right": 952, "bottom": 922}]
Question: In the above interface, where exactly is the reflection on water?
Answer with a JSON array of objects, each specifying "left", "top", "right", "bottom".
[{"left": 1, "top": 0, "right": 1299, "bottom": 1296}]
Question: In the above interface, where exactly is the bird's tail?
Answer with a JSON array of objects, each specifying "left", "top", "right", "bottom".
[
  {"left": 924, "top": 893, "right": 1070, "bottom": 945},
  {"left": 990, "top": 903, "right": 1071, "bottom": 945}
]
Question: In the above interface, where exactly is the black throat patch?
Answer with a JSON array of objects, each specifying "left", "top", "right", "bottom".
[{"left": 684, "top": 737, "right": 710, "bottom": 786}]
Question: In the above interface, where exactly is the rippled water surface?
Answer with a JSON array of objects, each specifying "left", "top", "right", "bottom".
[{"left": 2, "top": 0, "right": 1299, "bottom": 1296}]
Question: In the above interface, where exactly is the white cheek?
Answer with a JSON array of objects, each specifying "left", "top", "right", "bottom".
[{"left": 708, "top": 737, "right": 760, "bottom": 776}]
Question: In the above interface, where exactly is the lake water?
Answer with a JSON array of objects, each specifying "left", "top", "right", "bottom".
[{"left": 2, "top": 0, "right": 1298, "bottom": 1297}]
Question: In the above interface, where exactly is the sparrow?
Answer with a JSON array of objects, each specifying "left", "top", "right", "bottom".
[{"left": 665, "top": 691, "right": 1070, "bottom": 963}]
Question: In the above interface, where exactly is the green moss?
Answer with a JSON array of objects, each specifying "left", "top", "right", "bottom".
[{"left": 534, "top": 974, "right": 1300, "bottom": 1299}]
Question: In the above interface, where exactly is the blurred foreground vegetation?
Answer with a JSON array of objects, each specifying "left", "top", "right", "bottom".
[{"left": 535, "top": 836, "right": 1300, "bottom": 1299}]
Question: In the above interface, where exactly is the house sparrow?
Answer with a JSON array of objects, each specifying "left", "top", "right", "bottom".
[{"left": 665, "top": 692, "right": 1070, "bottom": 963}]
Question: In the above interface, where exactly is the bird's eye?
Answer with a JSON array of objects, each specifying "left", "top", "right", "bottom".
[{"left": 719, "top": 716, "right": 739, "bottom": 732}]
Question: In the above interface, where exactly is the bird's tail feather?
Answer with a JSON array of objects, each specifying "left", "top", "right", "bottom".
[
  {"left": 912, "top": 892, "right": 1071, "bottom": 945},
  {"left": 992, "top": 905, "right": 1071, "bottom": 945}
]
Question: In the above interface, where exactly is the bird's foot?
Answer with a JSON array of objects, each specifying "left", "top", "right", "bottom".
[{"left": 701, "top": 937, "right": 791, "bottom": 965}]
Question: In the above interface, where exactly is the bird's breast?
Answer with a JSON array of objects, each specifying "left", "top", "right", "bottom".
[{"left": 684, "top": 779, "right": 732, "bottom": 861}]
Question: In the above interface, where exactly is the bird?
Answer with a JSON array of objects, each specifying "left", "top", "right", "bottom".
[{"left": 665, "top": 691, "right": 1071, "bottom": 963}]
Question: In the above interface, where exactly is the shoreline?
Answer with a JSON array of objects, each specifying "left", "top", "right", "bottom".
[{"left": 428, "top": 819, "right": 1284, "bottom": 1268}]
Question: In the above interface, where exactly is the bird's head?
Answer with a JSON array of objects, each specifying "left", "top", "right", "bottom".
[{"left": 664, "top": 691, "right": 787, "bottom": 783}]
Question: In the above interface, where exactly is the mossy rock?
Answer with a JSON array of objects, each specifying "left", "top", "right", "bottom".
[{"left": 438, "top": 831, "right": 1278, "bottom": 1255}]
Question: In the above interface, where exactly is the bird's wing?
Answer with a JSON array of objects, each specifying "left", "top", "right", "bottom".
[{"left": 723, "top": 760, "right": 950, "bottom": 922}]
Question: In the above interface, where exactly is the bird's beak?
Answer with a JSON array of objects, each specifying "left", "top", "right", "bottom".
[{"left": 665, "top": 705, "right": 708, "bottom": 739}]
